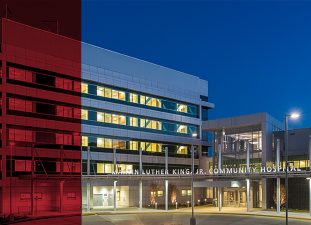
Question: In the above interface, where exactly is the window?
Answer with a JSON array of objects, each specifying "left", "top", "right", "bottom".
[
  {"left": 81, "top": 109, "right": 88, "bottom": 120},
  {"left": 97, "top": 163, "right": 113, "bottom": 174},
  {"left": 129, "top": 141, "right": 139, "bottom": 150},
  {"left": 97, "top": 112, "right": 105, "bottom": 122},
  {"left": 105, "top": 113, "right": 112, "bottom": 123},
  {"left": 57, "top": 105, "right": 73, "bottom": 118},
  {"left": 177, "top": 104, "right": 188, "bottom": 113},
  {"left": 97, "top": 138, "right": 105, "bottom": 148},
  {"left": 129, "top": 93, "right": 138, "bottom": 103},
  {"left": 140, "top": 95, "right": 146, "bottom": 105},
  {"left": 56, "top": 133, "right": 73, "bottom": 145},
  {"left": 9, "top": 98, "right": 33, "bottom": 112},
  {"left": 97, "top": 86, "right": 105, "bottom": 97},
  {"left": 177, "top": 146, "right": 188, "bottom": 154},
  {"left": 112, "top": 114, "right": 126, "bottom": 125},
  {"left": 146, "top": 97, "right": 161, "bottom": 108},
  {"left": 141, "top": 142, "right": 162, "bottom": 152},
  {"left": 105, "top": 164, "right": 113, "bottom": 173},
  {"left": 117, "top": 164, "right": 133, "bottom": 172},
  {"left": 113, "top": 140, "right": 126, "bottom": 149},
  {"left": 8, "top": 67, "right": 33, "bottom": 82},
  {"left": 111, "top": 89, "right": 125, "bottom": 101},
  {"left": 177, "top": 125, "right": 188, "bottom": 134},
  {"left": 140, "top": 119, "right": 162, "bottom": 130},
  {"left": 181, "top": 189, "right": 192, "bottom": 196},
  {"left": 82, "top": 136, "right": 88, "bottom": 147},
  {"left": 56, "top": 77, "right": 72, "bottom": 90},
  {"left": 129, "top": 117, "right": 138, "bottom": 127},
  {"left": 9, "top": 129, "right": 33, "bottom": 142},
  {"left": 105, "top": 139, "right": 113, "bottom": 148},
  {"left": 157, "top": 191, "right": 164, "bottom": 197},
  {"left": 15, "top": 160, "right": 32, "bottom": 172},
  {"left": 81, "top": 83, "right": 88, "bottom": 93}
]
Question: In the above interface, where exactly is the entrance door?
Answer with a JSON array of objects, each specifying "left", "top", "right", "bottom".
[{"left": 93, "top": 194, "right": 103, "bottom": 207}]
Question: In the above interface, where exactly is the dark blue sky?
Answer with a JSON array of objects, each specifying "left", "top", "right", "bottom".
[{"left": 82, "top": 0, "right": 311, "bottom": 129}]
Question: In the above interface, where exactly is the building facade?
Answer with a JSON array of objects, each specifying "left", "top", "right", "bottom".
[
  {"left": 81, "top": 41, "right": 214, "bottom": 210},
  {"left": 203, "top": 113, "right": 311, "bottom": 211},
  {"left": 0, "top": 18, "right": 82, "bottom": 220}
]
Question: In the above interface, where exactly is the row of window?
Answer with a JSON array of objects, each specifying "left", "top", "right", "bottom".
[
  {"left": 97, "top": 163, "right": 133, "bottom": 174},
  {"left": 7, "top": 66, "right": 199, "bottom": 117},
  {"left": 82, "top": 136, "right": 189, "bottom": 154},
  {"left": 13, "top": 159, "right": 80, "bottom": 173},
  {"left": 7, "top": 128, "right": 190, "bottom": 155},
  {"left": 8, "top": 96, "right": 198, "bottom": 137},
  {"left": 89, "top": 84, "right": 198, "bottom": 116},
  {"left": 82, "top": 109, "right": 198, "bottom": 136}
]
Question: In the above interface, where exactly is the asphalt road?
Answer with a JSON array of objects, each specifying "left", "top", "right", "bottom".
[{"left": 15, "top": 214, "right": 311, "bottom": 225}]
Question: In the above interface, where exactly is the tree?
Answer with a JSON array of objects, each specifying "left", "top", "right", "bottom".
[
  {"left": 150, "top": 182, "right": 159, "bottom": 206},
  {"left": 273, "top": 183, "right": 286, "bottom": 208},
  {"left": 169, "top": 183, "right": 178, "bottom": 205}
]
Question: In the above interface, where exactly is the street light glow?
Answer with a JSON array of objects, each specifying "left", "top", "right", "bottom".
[{"left": 290, "top": 112, "right": 300, "bottom": 119}]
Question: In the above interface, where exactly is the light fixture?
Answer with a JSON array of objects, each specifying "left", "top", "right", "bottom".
[
  {"left": 192, "top": 133, "right": 198, "bottom": 137},
  {"left": 290, "top": 112, "right": 300, "bottom": 119}
]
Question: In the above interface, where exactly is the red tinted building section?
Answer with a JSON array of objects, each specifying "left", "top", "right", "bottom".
[{"left": 0, "top": 18, "right": 81, "bottom": 224}]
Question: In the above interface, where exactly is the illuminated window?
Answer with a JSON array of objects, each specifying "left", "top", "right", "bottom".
[
  {"left": 182, "top": 189, "right": 192, "bottom": 196},
  {"left": 97, "top": 86, "right": 105, "bottom": 97},
  {"left": 129, "top": 141, "right": 139, "bottom": 150},
  {"left": 111, "top": 89, "right": 118, "bottom": 99},
  {"left": 118, "top": 91, "right": 126, "bottom": 101},
  {"left": 81, "top": 83, "right": 88, "bottom": 93},
  {"left": 111, "top": 90, "right": 125, "bottom": 101},
  {"left": 117, "top": 164, "right": 133, "bottom": 173},
  {"left": 177, "top": 146, "right": 188, "bottom": 154},
  {"left": 130, "top": 117, "right": 138, "bottom": 127},
  {"left": 146, "top": 97, "right": 161, "bottom": 108},
  {"left": 105, "top": 139, "right": 113, "bottom": 148},
  {"left": 105, "top": 113, "right": 112, "bottom": 123},
  {"left": 177, "top": 104, "right": 188, "bottom": 113},
  {"left": 97, "top": 163, "right": 113, "bottom": 174},
  {"left": 113, "top": 140, "right": 126, "bottom": 149},
  {"left": 129, "top": 93, "right": 138, "bottom": 103},
  {"left": 82, "top": 136, "right": 88, "bottom": 147},
  {"left": 143, "top": 142, "right": 162, "bottom": 152},
  {"left": 97, "top": 138, "right": 105, "bottom": 148},
  {"left": 140, "top": 119, "right": 161, "bottom": 130},
  {"left": 157, "top": 191, "right": 163, "bottom": 197},
  {"left": 112, "top": 114, "right": 126, "bottom": 125},
  {"left": 177, "top": 125, "right": 188, "bottom": 134},
  {"left": 299, "top": 160, "right": 306, "bottom": 168},
  {"left": 81, "top": 109, "right": 88, "bottom": 120},
  {"left": 97, "top": 112, "right": 105, "bottom": 122},
  {"left": 140, "top": 95, "right": 146, "bottom": 105}
]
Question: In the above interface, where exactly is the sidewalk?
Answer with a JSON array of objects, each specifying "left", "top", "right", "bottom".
[{"left": 83, "top": 206, "right": 311, "bottom": 221}]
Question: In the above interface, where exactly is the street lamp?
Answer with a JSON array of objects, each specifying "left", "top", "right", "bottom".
[
  {"left": 284, "top": 112, "right": 300, "bottom": 225},
  {"left": 190, "top": 133, "right": 197, "bottom": 225}
]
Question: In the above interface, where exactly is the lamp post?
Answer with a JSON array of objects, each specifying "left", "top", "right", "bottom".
[
  {"left": 284, "top": 112, "right": 300, "bottom": 225},
  {"left": 190, "top": 133, "right": 197, "bottom": 225}
]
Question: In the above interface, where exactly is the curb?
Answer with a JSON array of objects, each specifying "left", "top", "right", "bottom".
[{"left": 81, "top": 211, "right": 311, "bottom": 221}]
